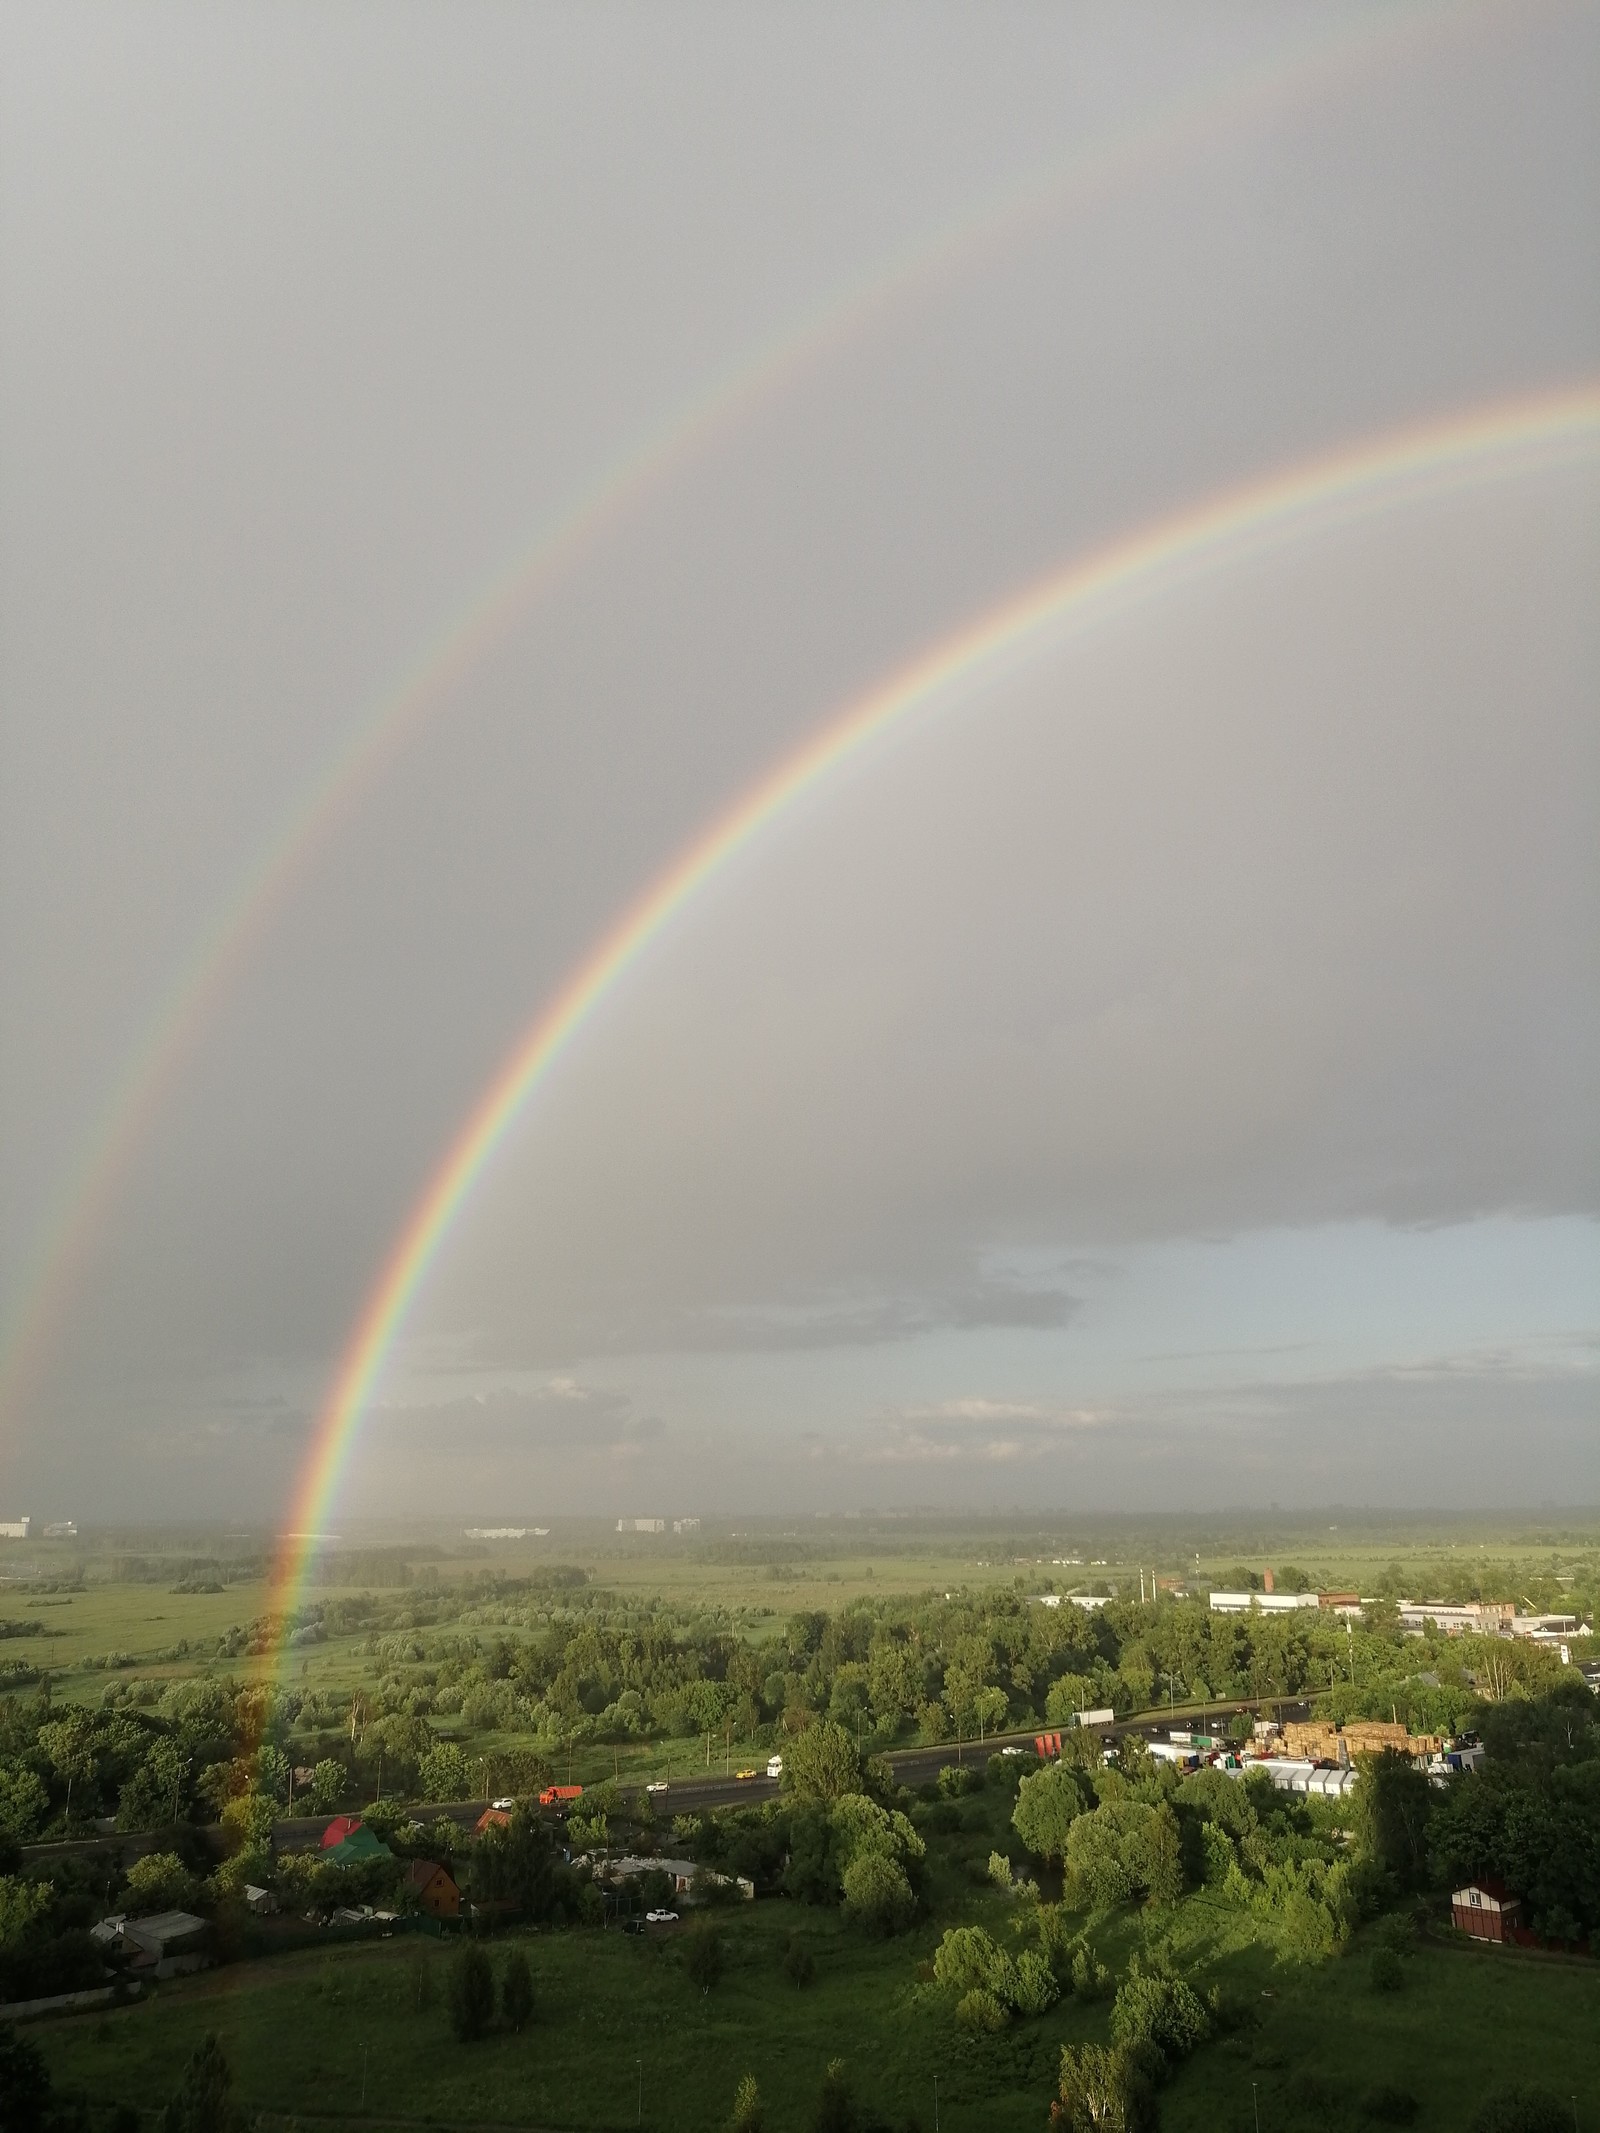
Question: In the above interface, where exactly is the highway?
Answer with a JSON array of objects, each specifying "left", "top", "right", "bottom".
[{"left": 24, "top": 1697, "right": 1310, "bottom": 1865}]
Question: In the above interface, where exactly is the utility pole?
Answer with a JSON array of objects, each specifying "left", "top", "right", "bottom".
[
  {"left": 1253, "top": 2082, "right": 1261, "bottom": 2133},
  {"left": 637, "top": 2059, "right": 643, "bottom": 2126},
  {"left": 934, "top": 2076, "right": 939, "bottom": 2133}
]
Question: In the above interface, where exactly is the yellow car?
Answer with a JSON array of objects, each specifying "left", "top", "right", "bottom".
[{"left": 735, "top": 1767, "right": 760, "bottom": 1780}]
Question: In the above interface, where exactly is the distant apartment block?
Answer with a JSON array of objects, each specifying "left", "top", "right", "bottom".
[
  {"left": 673, "top": 1518, "right": 701, "bottom": 1535},
  {"left": 0, "top": 1518, "right": 30, "bottom": 1540},
  {"left": 43, "top": 1521, "right": 77, "bottom": 1539},
  {"left": 617, "top": 1518, "right": 666, "bottom": 1533},
  {"left": 464, "top": 1528, "right": 527, "bottom": 1540},
  {"left": 1209, "top": 1590, "right": 1320, "bottom": 1614}
]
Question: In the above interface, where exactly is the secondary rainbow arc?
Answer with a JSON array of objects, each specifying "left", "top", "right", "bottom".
[
  {"left": 269, "top": 380, "right": 1600, "bottom": 1626},
  {"left": 0, "top": 0, "right": 1492, "bottom": 1452}
]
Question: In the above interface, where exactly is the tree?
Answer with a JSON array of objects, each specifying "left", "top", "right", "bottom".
[
  {"left": 784, "top": 1722, "right": 861, "bottom": 1802},
  {"left": 447, "top": 1941, "right": 496, "bottom": 2042},
  {"left": 1013, "top": 1763, "right": 1087, "bottom": 1864},
  {"left": 0, "top": 1766, "right": 48, "bottom": 1844},
  {"left": 0, "top": 1877, "right": 53, "bottom": 1949},
  {"left": 158, "top": 2032, "right": 250, "bottom": 2133},
  {"left": 1352, "top": 1750, "right": 1432, "bottom": 1891},
  {"left": 811, "top": 2060, "right": 860, "bottom": 2133},
  {"left": 37, "top": 1714, "right": 97, "bottom": 1821},
  {"left": 728, "top": 2074, "right": 765, "bottom": 2133},
  {"left": 123, "top": 1852, "right": 200, "bottom": 1915},
  {"left": 310, "top": 1760, "right": 344, "bottom": 1813},
  {"left": 840, "top": 1849, "right": 915, "bottom": 1937},
  {"left": 219, "top": 1790, "right": 276, "bottom": 1856},
  {"left": 500, "top": 1946, "right": 534, "bottom": 2031},
  {"left": 1053, "top": 2044, "right": 1154, "bottom": 2133},
  {"left": 419, "top": 1742, "right": 471, "bottom": 1803},
  {"left": 0, "top": 2021, "right": 54, "bottom": 2133}
]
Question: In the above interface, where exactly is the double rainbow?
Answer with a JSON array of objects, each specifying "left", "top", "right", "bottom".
[
  {"left": 271, "top": 380, "right": 1600, "bottom": 1618},
  {"left": 0, "top": 0, "right": 1490, "bottom": 1451}
]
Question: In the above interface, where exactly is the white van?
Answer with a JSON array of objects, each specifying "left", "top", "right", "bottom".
[{"left": 766, "top": 1754, "right": 784, "bottom": 1779}]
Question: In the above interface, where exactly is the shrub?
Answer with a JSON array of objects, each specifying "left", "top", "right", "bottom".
[
  {"left": 936, "top": 1764, "right": 984, "bottom": 1800},
  {"left": 1070, "top": 1942, "right": 1110, "bottom": 2000},
  {"left": 1010, "top": 1949, "right": 1061, "bottom": 2017},
  {"left": 685, "top": 1925, "right": 725, "bottom": 1992},
  {"left": 1363, "top": 2086, "right": 1419, "bottom": 2124},
  {"left": 500, "top": 1947, "right": 534, "bottom": 2030},
  {"left": 955, "top": 1987, "right": 1008, "bottom": 2033},
  {"left": 783, "top": 1936, "right": 817, "bottom": 1986},
  {"left": 447, "top": 1942, "right": 496, "bottom": 2042},
  {"left": 1470, "top": 2088, "right": 1570, "bottom": 2133},
  {"left": 1368, "top": 1947, "right": 1404, "bottom": 1994},
  {"left": 1109, "top": 1966, "right": 1210, "bottom": 2068}
]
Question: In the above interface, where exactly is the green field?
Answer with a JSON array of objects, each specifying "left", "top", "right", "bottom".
[{"left": 35, "top": 1900, "right": 1600, "bottom": 2130}]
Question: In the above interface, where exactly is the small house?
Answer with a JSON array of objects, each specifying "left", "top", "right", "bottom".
[
  {"left": 1452, "top": 1879, "right": 1521, "bottom": 1942},
  {"left": 402, "top": 1858, "right": 461, "bottom": 1921},
  {"left": 243, "top": 1884, "right": 278, "bottom": 1915},
  {"left": 319, "top": 1814, "right": 366, "bottom": 1850},
  {"left": 475, "top": 1806, "right": 512, "bottom": 1835}
]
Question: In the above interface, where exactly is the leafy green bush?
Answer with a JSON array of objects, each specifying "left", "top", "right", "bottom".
[
  {"left": 684, "top": 1924, "right": 725, "bottom": 1991},
  {"left": 954, "top": 1987, "right": 1008, "bottom": 2033},
  {"left": 1109, "top": 1964, "right": 1210, "bottom": 2068},
  {"left": 782, "top": 1935, "right": 816, "bottom": 1985},
  {"left": 1368, "top": 1946, "right": 1404, "bottom": 1993}
]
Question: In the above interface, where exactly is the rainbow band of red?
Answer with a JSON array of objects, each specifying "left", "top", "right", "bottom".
[{"left": 269, "top": 379, "right": 1600, "bottom": 1619}]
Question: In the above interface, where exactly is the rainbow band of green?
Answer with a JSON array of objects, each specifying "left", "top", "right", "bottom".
[
  {"left": 271, "top": 380, "right": 1600, "bottom": 1613},
  {"left": 0, "top": 0, "right": 1484, "bottom": 1451}
]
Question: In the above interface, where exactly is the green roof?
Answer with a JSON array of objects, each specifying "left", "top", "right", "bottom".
[{"left": 324, "top": 1826, "right": 391, "bottom": 1865}]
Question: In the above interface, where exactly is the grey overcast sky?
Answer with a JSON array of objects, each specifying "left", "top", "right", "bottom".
[{"left": 1, "top": 3, "right": 1595, "bottom": 1523}]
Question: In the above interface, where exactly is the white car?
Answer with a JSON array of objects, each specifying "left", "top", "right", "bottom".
[
  {"left": 645, "top": 1908, "right": 679, "bottom": 1924},
  {"left": 646, "top": 1781, "right": 669, "bottom": 1796},
  {"left": 1000, "top": 1746, "right": 1024, "bottom": 1758},
  {"left": 491, "top": 1797, "right": 516, "bottom": 1810}
]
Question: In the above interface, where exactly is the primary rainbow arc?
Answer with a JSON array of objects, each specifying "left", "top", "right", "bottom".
[{"left": 271, "top": 379, "right": 1600, "bottom": 1622}]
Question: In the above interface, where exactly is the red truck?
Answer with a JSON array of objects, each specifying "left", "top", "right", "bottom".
[{"left": 538, "top": 1784, "right": 584, "bottom": 1810}]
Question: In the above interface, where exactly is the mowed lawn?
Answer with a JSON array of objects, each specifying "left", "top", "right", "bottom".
[
  {"left": 40, "top": 1898, "right": 1600, "bottom": 2133},
  {"left": 42, "top": 1902, "right": 1081, "bottom": 2131},
  {"left": 1164, "top": 1930, "right": 1600, "bottom": 2133}
]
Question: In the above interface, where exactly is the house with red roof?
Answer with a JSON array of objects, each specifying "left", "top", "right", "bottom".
[{"left": 320, "top": 1814, "right": 365, "bottom": 1850}]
